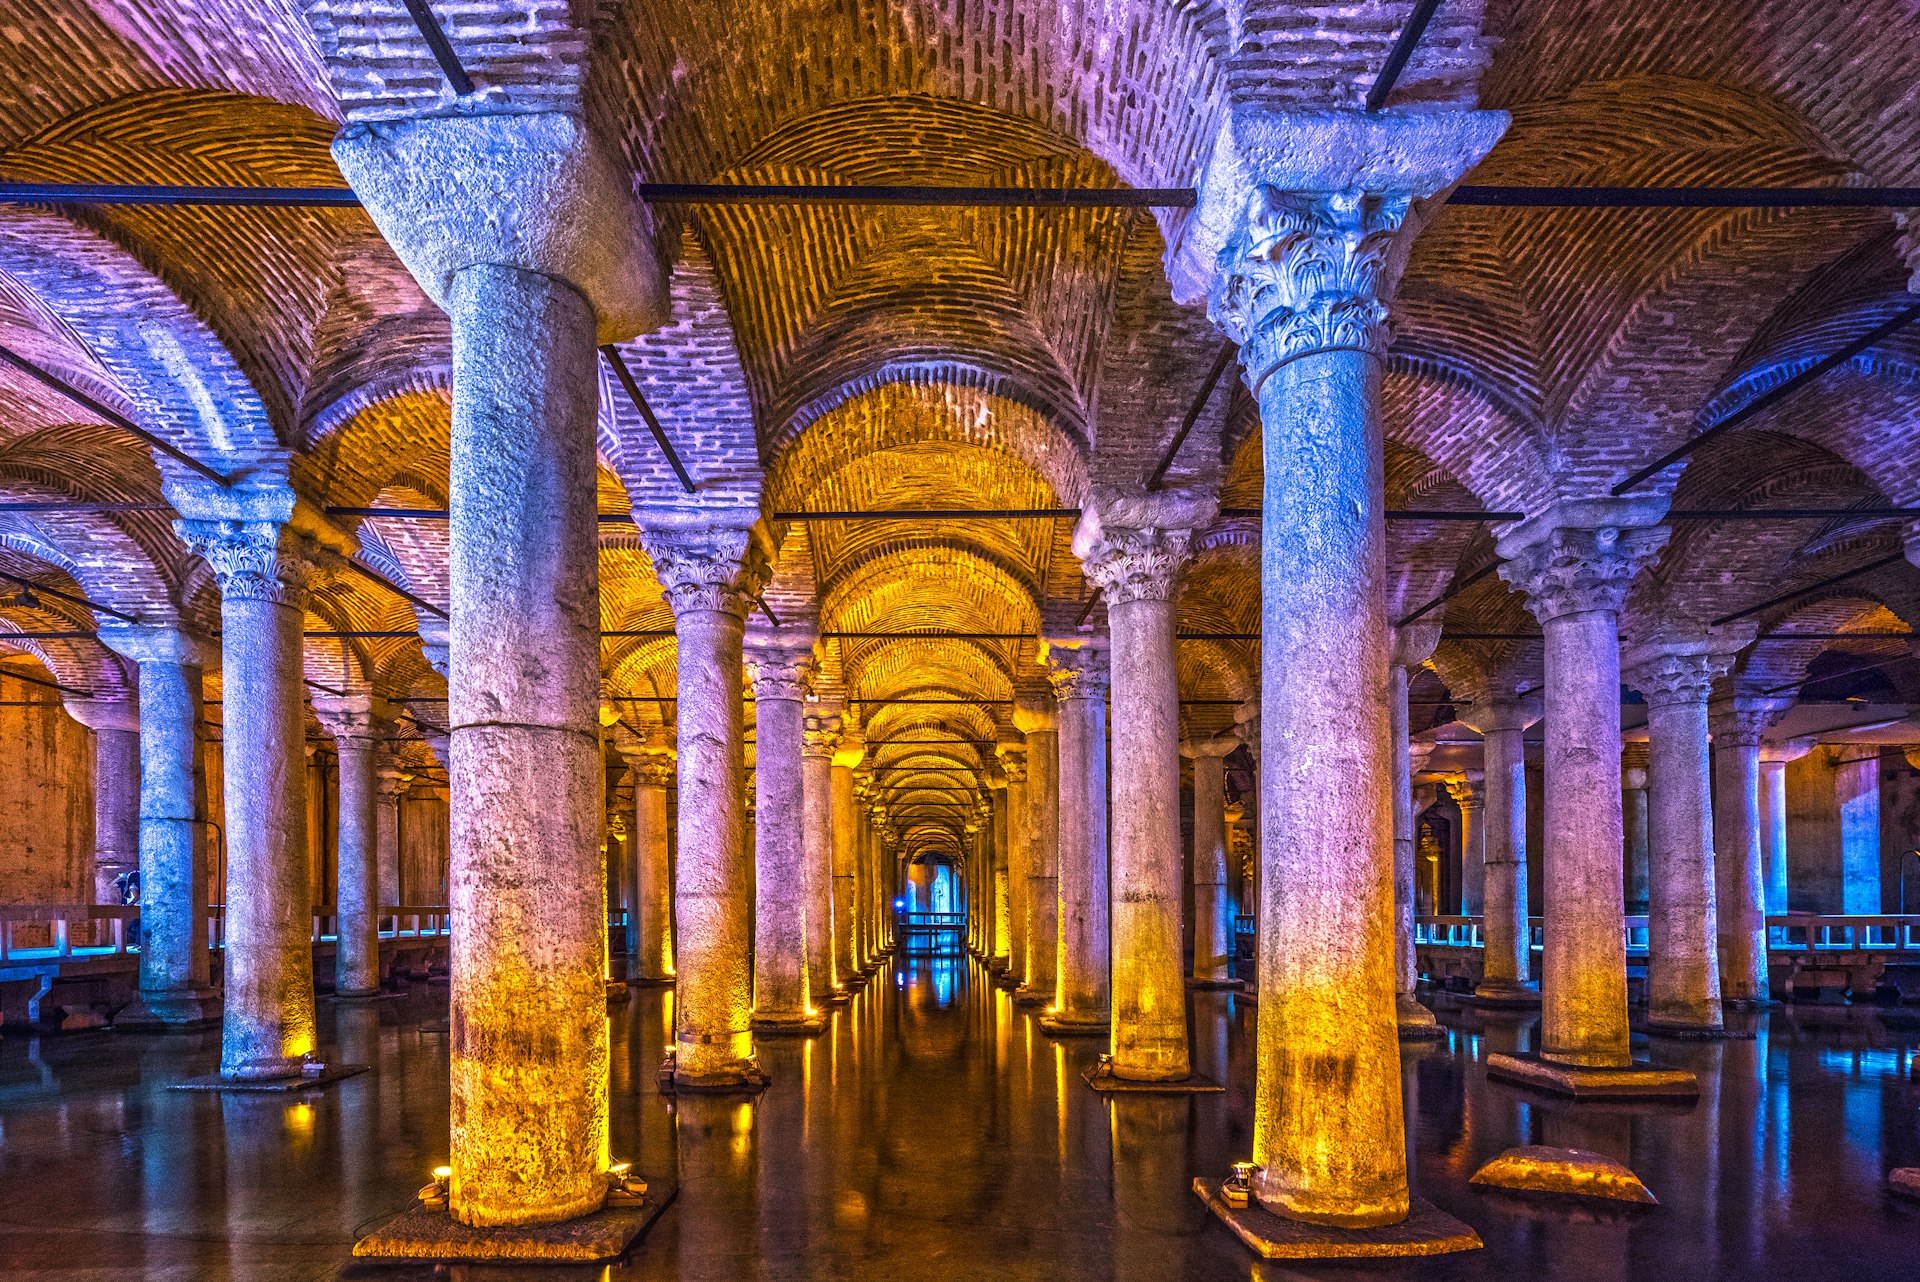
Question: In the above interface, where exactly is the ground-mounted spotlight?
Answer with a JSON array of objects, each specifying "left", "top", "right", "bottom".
[
  {"left": 605, "top": 1160, "right": 651, "bottom": 1207},
  {"left": 1222, "top": 1161, "right": 1257, "bottom": 1209},
  {"left": 418, "top": 1165, "right": 451, "bottom": 1209}
]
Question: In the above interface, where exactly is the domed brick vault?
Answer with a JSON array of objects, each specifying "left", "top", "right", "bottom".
[{"left": 3, "top": 0, "right": 1920, "bottom": 1266}]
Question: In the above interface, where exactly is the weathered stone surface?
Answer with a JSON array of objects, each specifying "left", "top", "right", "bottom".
[
  {"left": 1194, "top": 1179, "right": 1483, "bottom": 1260},
  {"left": 1469, "top": 1145, "right": 1657, "bottom": 1204}
]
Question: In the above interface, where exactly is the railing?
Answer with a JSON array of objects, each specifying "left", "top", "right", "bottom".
[
  {"left": 1, "top": 904, "right": 450, "bottom": 965},
  {"left": 895, "top": 911, "right": 966, "bottom": 954},
  {"left": 1416, "top": 913, "right": 1920, "bottom": 957}
]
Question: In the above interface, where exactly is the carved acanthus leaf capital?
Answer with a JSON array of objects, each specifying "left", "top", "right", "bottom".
[
  {"left": 176, "top": 519, "right": 331, "bottom": 608},
  {"left": 1208, "top": 188, "right": 1410, "bottom": 388},
  {"left": 1709, "top": 696, "right": 1792, "bottom": 748},
  {"left": 746, "top": 644, "right": 816, "bottom": 702},
  {"left": 1497, "top": 524, "right": 1669, "bottom": 625},
  {"left": 1044, "top": 637, "right": 1110, "bottom": 703},
  {"left": 803, "top": 711, "right": 843, "bottom": 759},
  {"left": 311, "top": 693, "right": 386, "bottom": 750},
  {"left": 996, "top": 743, "right": 1028, "bottom": 785},
  {"left": 1076, "top": 525, "right": 1194, "bottom": 606},
  {"left": 641, "top": 526, "right": 765, "bottom": 620}
]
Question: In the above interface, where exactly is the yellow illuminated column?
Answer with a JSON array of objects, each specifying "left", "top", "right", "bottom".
[
  {"left": 989, "top": 770, "right": 1011, "bottom": 969},
  {"left": 1183, "top": 736, "right": 1236, "bottom": 986},
  {"left": 619, "top": 732, "right": 676, "bottom": 983},
  {"left": 1075, "top": 495, "right": 1210, "bottom": 1081},
  {"left": 642, "top": 522, "right": 763, "bottom": 1090},
  {"left": 802, "top": 711, "right": 843, "bottom": 1004},
  {"left": 830, "top": 731, "right": 865, "bottom": 984},
  {"left": 1046, "top": 639, "right": 1110, "bottom": 1030},
  {"left": 748, "top": 632, "right": 818, "bottom": 1031},
  {"left": 997, "top": 742, "right": 1029, "bottom": 987},
  {"left": 1014, "top": 695, "right": 1059, "bottom": 1005}
]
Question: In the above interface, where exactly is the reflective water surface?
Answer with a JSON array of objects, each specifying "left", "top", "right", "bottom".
[{"left": 1, "top": 958, "right": 1916, "bottom": 1281}]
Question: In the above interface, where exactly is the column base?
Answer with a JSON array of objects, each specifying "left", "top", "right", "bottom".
[
  {"left": 173, "top": 1062, "right": 369, "bottom": 1092},
  {"left": 1469, "top": 1145, "right": 1657, "bottom": 1205},
  {"left": 329, "top": 986, "right": 397, "bottom": 1004},
  {"left": 630, "top": 973, "right": 678, "bottom": 989},
  {"left": 1187, "top": 976, "right": 1244, "bottom": 991},
  {"left": 1011, "top": 985, "right": 1051, "bottom": 1007},
  {"left": 751, "top": 1012, "right": 828, "bottom": 1037},
  {"left": 1486, "top": 1051, "right": 1698, "bottom": 1100},
  {"left": 1644, "top": 1020, "right": 1753, "bottom": 1041},
  {"left": 1081, "top": 1061, "right": 1224, "bottom": 1094},
  {"left": 1720, "top": 996, "right": 1774, "bottom": 1010},
  {"left": 605, "top": 981, "right": 631, "bottom": 1004},
  {"left": 113, "top": 987, "right": 223, "bottom": 1032},
  {"left": 839, "top": 972, "right": 870, "bottom": 991},
  {"left": 1890, "top": 1168, "right": 1920, "bottom": 1200},
  {"left": 1038, "top": 1012, "right": 1109, "bottom": 1038},
  {"left": 355, "top": 1182, "right": 676, "bottom": 1263},
  {"left": 661, "top": 1054, "right": 769, "bottom": 1096},
  {"left": 815, "top": 987, "right": 852, "bottom": 1007},
  {"left": 1397, "top": 994, "right": 1446, "bottom": 1040},
  {"left": 993, "top": 972, "right": 1025, "bottom": 991},
  {"left": 1466, "top": 981, "right": 1542, "bottom": 1009},
  {"left": 1193, "top": 1180, "right": 1481, "bottom": 1259}
]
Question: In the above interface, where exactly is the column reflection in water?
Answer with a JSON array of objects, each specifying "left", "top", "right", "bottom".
[
  {"left": 333, "top": 1002, "right": 381, "bottom": 1224},
  {"left": 1109, "top": 1098, "right": 1188, "bottom": 1282},
  {"left": 676, "top": 1094, "right": 757, "bottom": 1280},
  {"left": 138, "top": 1038, "right": 206, "bottom": 1242}
]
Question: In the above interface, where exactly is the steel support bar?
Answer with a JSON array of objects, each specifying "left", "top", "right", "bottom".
[
  {"left": 399, "top": 0, "right": 475, "bottom": 95},
  {"left": 1712, "top": 553, "right": 1909, "bottom": 626},
  {"left": 0, "top": 566, "right": 142, "bottom": 624},
  {"left": 0, "top": 343, "right": 225, "bottom": 482},
  {"left": 600, "top": 345, "right": 697, "bottom": 494},
  {"left": 1366, "top": 0, "right": 1445, "bottom": 111},
  {"left": 1146, "top": 342, "right": 1235, "bottom": 490}
]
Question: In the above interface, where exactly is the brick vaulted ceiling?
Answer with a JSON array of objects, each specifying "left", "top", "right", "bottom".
[{"left": 1, "top": 0, "right": 1918, "bottom": 840}]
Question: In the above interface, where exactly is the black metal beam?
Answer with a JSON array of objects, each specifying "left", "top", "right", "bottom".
[
  {"left": 0, "top": 502, "right": 171, "bottom": 513},
  {"left": 1366, "top": 0, "right": 1446, "bottom": 111},
  {"left": 1397, "top": 561, "right": 1499, "bottom": 627},
  {"left": 0, "top": 665, "right": 91, "bottom": 697},
  {"left": 399, "top": 0, "right": 476, "bottom": 96},
  {"left": 0, "top": 342, "right": 225, "bottom": 482},
  {"left": 341, "top": 560, "right": 447, "bottom": 621},
  {"left": 1615, "top": 301, "right": 1920, "bottom": 495},
  {"left": 600, "top": 345, "right": 696, "bottom": 494},
  {"left": 1712, "top": 552, "right": 1909, "bottom": 626},
  {"left": 1448, "top": 186, "right": 1920, "bottom": 209},
  {"left": 1146, "top": 342, "right": 1236, "bottom": 491}
]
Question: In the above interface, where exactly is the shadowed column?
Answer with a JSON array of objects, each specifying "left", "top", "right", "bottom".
[
  {"left": 1390, "top": 625, "right": 1442, "bottom": 1037},
  {"left": 803, "top": 711, "right": 843, "bottom": 1005},
  {"left": 64, "top": 697, "right": 140, "bottom": 904},
  {"left": 1455, "top": 697, "right": 1540, "bottom": 1002},
  {"left": 619, "top": 733, "right": 676, "bottom": 983},
  {"left": 374, "top": 760, "right": 404, "bottom": 909},
  {"left": 1183, "top": 736, "right": 1236, "bottom": 987},
  {"left": 1014, "top": 694, "right": 1058, "bottom": 1006},
  {"left": 1046, "top": 637, "right": 1110, "bottom": 1031},
  {"left": 1499, "top": 504, "right": 1669, "bottom": 1069},
  {"left": 1711, "top": 699, "right": 1785, "bottom": 1006},
  {"left": 1076, "top": 493, "right": 1210, "bottom": 1082},
  {"left": 830, "top": 729, "right": 864, "bottom": 986},
  {"left": 997, "top": 741, "right": 1029, "bottom": 988},
  {"left": 312, "top": 693, "right": 385, "bottom": 1000},
  {"left": 748, "top": 630, "right": 819, "bottom": 1033}
]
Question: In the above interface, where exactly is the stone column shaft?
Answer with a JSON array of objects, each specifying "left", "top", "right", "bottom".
[
  {"left": 1634, "top": 651, "right": 1723, "bottom": 1032},
  {"left": 1835, "top": 750, "right": 1881, "bottom": 914},
  {"left": 748, "top": 639, "right": 815, "bottom": 1028},
  {"left": 1049, "top": 644, "right": 1110, "bottom": 1027},
  {"left": 991, "top": 785, "right": 1011, "bottom": 966},
  {"left": 316, "top": 697, "right": 382, "bottom": 1000},
  {"left": 1472, "top": 709, "right": 1535, "bottom": 997},
  {"left": 375, "top": 765, "right": 404, "bottom": 909},
  {"left": 66, "top": 699, "right": 141, "bottom": 905},
  {"left": 1000, "top": 750, "right": 1029, "bottom": 985},
  {"left": 830, "top": 743, "right": 862, "bottom": 982},
  {"left": 1017, "top": 701, "right": 1059, "bottom": 1003},
  {"left": 626, "top": 751, "right": 675, "bottom": 981},
  {"left": 1389, "top": 630, "right": 1440, "bottom": 1036},
  {"left": 1185, "top": 742, "right": 1234, "bottom": 984},
  {"left": 1761, "top": 757, "right": 1789, "bottom": 914},
  {"left": 1711, "top": 715, "right": 1769, "bottom": 1005},
  {"left": 802, "top": 714, "right": 840, "bottom": 1002}
]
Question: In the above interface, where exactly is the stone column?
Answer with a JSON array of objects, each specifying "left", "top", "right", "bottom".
[
  {"left": 1621, "top": 743, "right": 1651, "bottom": 915},
  {"left": 1448, "top": 774, "right": 1485, "bottom": 915},
  {"left": 97, "top": 626, "right": 220, "bottom": 1025},
  {"left": 747, "top": 632, "right": 820, "bottom": 1033},
  {"left": 1182, "top": 736, "right": 1237, "bottom": 987},
  {"left": 313, "top": 693, "right": 385, "bottom": 1000},
  {"left": 1234, "top": 709, "right": 1260, "bottom": 919},
  {"left": 1045, "top": 638, "right": 1110, "bottom": 1031},
  {"left": 1014, "top": 695, "right": 1058, "bottom": 1006},
  {"left": 339, "top": 108, "right": 664, "bottom": 1226},
  {"left": 1497, "top": 504, "right": 1669, "bottom": 1069},
  {"left": 1225, "top": 803, "right": 1252, "bottom": 919},
  {"left": 997, "top": 743, "right": 1029, "bottom": 988},
  {"left": 1760, "top": 747, "right": 1795, "bottom": 913},
  {"left": 65, "top": 697, "right": 141, "bottom": 904},
  {"left": 620, "top": 734, "right": 676, "bottom": 983},
  {"left": 1625, "top": 636, "right": 1733, "bottom": 1034},
  {"left": 173, "top": 509, "right": 334, "bottom": 1081},
  {"left": 1834, "top": 748, "right": 1881, "bottom": 914},
  {"left": 1457, "top": 698, "right": 1540, "bottom": 1003},
  {"left": 803, "top": 711, "right": 843, "bottom": 1005},
  {"left": 989, "top": 770, "right": 1010, "bottom": 969},
  {"left": 642, "top": 523, "right": 763, "bottom": 1088},
  {"left": 1075, "top": 495, "right": 1209, "bottom": 1082},
  {"left": 375, "top": 760, "right": 405, "bottom": 908},
  {"left": 1711, "top": 700, "right": 1784, "bottom": 1006},
  {"left": 1390, "top": 625, "right": 1442, "bottom": 1037},
  {"left": 830, "top": 731, "right": 864, "bottom": 987}
]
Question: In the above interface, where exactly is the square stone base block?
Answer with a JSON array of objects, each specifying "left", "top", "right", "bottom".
[
  {"left": 1186, "top": 977, "right": 1244, "bottom": 991},
  {"left": 752, "top": 1014, "right": 827, "bottom": 1037},
  {"left": 630, "top": 975, "right": 678, "bottom": 989},
  {"left": 172, "top": 1063, "right": 369, "bottom": 1093},
  {"left": 1465, "top": 986, "right": 1543, "bottom": 1010},
  {"left": 1486, "top": 1051, "right": 1697, "bottom": 1100},
  {"left": 1193, "top": 1179, "right": 1482, "bottom": 1259},
  {"left": 1890, "top": 1168, "right": 1920, "bottom": 1199},
  {"left": 1011, "top": 988, "right": 1051, "bottom": 1007},
  {"left": 662, "top": 1067, "right": 771, "bottom": 1096},
  {"left": 1082, "top": 1063, "right": 1224, "bottom": 1094},
  {"left": 354, "top": 1186, "right": 676, "bottom": 1263},
  {"left": 1038, "top": 1015, "right": 1109, "bottom": 1038},
  {"left": 326, "top": 988, "right": 401, "bottom": 1005},
  {"left": 1643, "top": 1022, "right": 1756, "bottom": 1041}
]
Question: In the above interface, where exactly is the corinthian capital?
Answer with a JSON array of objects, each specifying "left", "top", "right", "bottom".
[
  {"left": 311, "top": 692, "right": 386, "bottom": 751},
  {"left": 176, "top": 520, "right": 331, "bottom": 609},
  {"left": 1494, "top": 499, "right": 1671, "bottom": 626},
  {"left": 803, "top": 712, "right": 843, "bottom": 759},
  {"left": 640, "top": 524, "right": 765, "bottom": 620},
  {"left": 1209, "top": 188, "right": 1409, "bottom": 384},
  {"left": 746, "top": 626, "right": 817, "bottom": 701},
  {"left": 1044, "top": 636, "right": 1109, "bottom": 703},
  {"left": 1072, "top": 488, "right": 1215, "bottom": 607},
  {"left": 1623, "top": 622, "right": 1753, "bottom": 709}
]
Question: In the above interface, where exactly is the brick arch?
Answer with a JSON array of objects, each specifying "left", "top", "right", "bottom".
[
  {"left": 0, "top": 541, "right": 136, "bottom": 698},
  {"left": 1730, "top": 597, "right": 1912, "bottom": 697},
  {"left": 0, "top": 454, "right": 180, "bottom": 621}
]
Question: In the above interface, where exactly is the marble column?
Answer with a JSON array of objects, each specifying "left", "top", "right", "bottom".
[
  {"left": 1711, "top": 700, "right": 1783, "bottom": 1006},
  {"left": 1761, "top": 747, "right": 1793, "bottom": 913},
  {"left": 1456, "top": 698, "right": 1540, "bottom": 1002},
  {"left": 621, "top": 734, "right": 676, "bottom": 983},
  {"left": 1014, "top": 695, "right": 1059, "bottom": 1006},
  {"left": 1626, "top": 637, "right": 1733, "bottom": 1034},
  {"left": 1390, "top": 625, "right": 1442, "bottom": 1036},
  {"left": 1834, "top": 748, "right": 1881, "bottom": 914},
  {"left": 97, "top": 626, "right": 219, "bottom": 1025},
  {"left": 374, "top": 760, "right": 405, "bottom": 908},
  {"left": 313, "top": 693, "right": 384, "bottom": 1000},
  {"left": 1621, "top": 743, "right": 1651, "bottom": 915},
  {"left": 642, "top": 523, "right": 763, "bottom": 1088},
  {"left": 1183, "top": 736, "right": 1237, "bottom": 986},
  {"left": 1046, "top": 638, "right": 1110, "bottom": 1030},
  {"left": 1498, "top": 504, "right": 1669, "bottom": 1069},
  {"left": 997, "top": 743, "right": 1029, "bottom": 988},
  {"left": 989, "top": 771, "right": 1010, "bottom": 969},
  {"left": 749, "top": 635, "right": 820, "bottom": 1032},
  {"left": 339, "top": 107, "right": 665, "bottom": 1226},
  {"left": 1234, "top": 709, "right": 1260, "bottom": 919},
  {"left": 172, "top": 510, "right": 332, "bottom": 1081},
  {"left": 803, "top": 711, "right": 843, "bottom": 1005},
  {"left": 1075, "top": 497, "right": 1207, "bottom": 1082},
  {"left": 830, "top": 732, "right": 864, "bottom": 986},
  {"left": 1448, "top": 773, "right": 1485, "bottom": 915},
  {"left": 65, "top": 697, "right": 140, "bottom": 904}
]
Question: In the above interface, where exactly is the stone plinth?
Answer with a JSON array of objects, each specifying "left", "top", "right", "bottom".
[
  {"left": 173, "top": 1062, "right": 367, "bottom": 1092},
  {"left": 1082, "top": 1061, "right": 1223, "bottom": 1094},
  {"left": 1486, "top": 1051, "right": 1698, "bottom": 1100},
  {"left": 1469, "top": 1145, "right": 1656, "bottom": 1204},
  {"left": 354, "top": 1183, "right": 676, "bottom": 1263},
  {"left": 1193, "top": 1179, "right": 1482, "bottom": 1259}
]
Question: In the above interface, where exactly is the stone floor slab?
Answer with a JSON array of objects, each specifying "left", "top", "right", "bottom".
[
  {"left": 1082, "top": 1062, "right": 1224, "bottom": 1094},
  {"left": 1193, "top": 1179, "right": 1483, "bottom": 1259},
  {"left": 1038, "top": 1015, "right": 1109, "bottom": 1037},
  {"left": 1487, "top": 1051, "right": 1698, "bottom": 1100},
  {"left": 352, "top": 1184, "right": 676, "bottom": 1263},
  {"left": 171, "top": 1063, "right": 368, "bottom": 1092}
]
